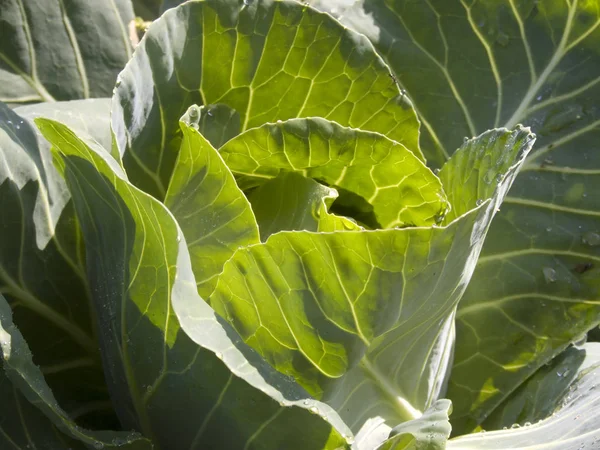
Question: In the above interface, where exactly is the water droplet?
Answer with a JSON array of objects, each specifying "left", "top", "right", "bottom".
[
  {"left": 476, "top": 199, "right": 483, "bottom": 206},
  {"left": 546, "top": 227, "right": 552, "bottom": 232},
  {"left": 116, "top": 80, "right": 122, "bottom": 87},
  {"left": 463, "top": 137, "right": 469, "bottom": 143},
  {"left": 276, "top": 119, "right": 283, "bottom": 124},
  {"left": 215, "top": 352, "right": 223, "bottom": 360},
  {"left": 344, "top": 434, "right": 355, "bottom": 445},
  {"left": 93, "top": 442, "right": 104, "bottom": 449},
  {"left": 543, "top": 267, "right": 557, "bottom": 283},
  {"left": 303, "top": 399, "right": 310, "bottom": 406},
  {"left": 524, "top": 421, "right": 532, "bottom": 427},
  {"left": 243, "top": 0, "right": 252, "bottom": 5},
  {"left": 146, "top": 385, "right": 153, "bottom": 393},
  {"left": 582, "top": 231, "right": 600, "bottom": 246},
  {"left": 536, "top": 95, "right": 543, "bottom": 101},
  {"left": 511, "top": 423, "right": 521, "bottom": 429},
  {"left": 309, "top": 406, "right": 319, "bottom": 414},
  {"left": 496, "top": 173, "right": 503, "bottom": 183},
  {"left": 434, "top": 168, "right": 440, "bottom": 175}
]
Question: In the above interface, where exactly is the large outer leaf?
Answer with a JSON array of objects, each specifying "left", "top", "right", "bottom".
[
  {"left": 220, "top": 118, "right": 447, "bottom": 228},
  {"left": 447, "top": 343, "right": 600, "bottom": 449},
  {"left": 14, "top": 99, "right": 113, "bottom": 151},
  {"left": 165, "top": 109, "right": 260, "bottom": 298},
  {"left": 0, "top": 293, "right": 152, "bottom": 449},
  {"left": 309, "top": 0, "right": 600, "bottom": 434},
  {"left": 38, "top": 118, "right": 353, "bottom": 450},
  {"left": 111, "top": 0, "right": 422, "bottom": 200},
  {"left": 0, "top": 100, "right": 117, "bottom": 428},
  {"left": 0, "top": 0, "right": 134, "bottom": 104},
  {"left": 482, "top": 343, "right": 600, "bottom": 430},
  {"left": 1, "top": 367, "right": 86, "bottom": 450},
  {"left": 210, "top": 127, "right": 533, "bottom": 445}
]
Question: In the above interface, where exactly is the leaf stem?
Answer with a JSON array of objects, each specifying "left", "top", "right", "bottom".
[{"left": 360, "top": 358, "right": 422, "bottom": 423}]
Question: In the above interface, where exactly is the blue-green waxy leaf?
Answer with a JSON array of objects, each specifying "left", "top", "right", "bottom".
[
  {"left": 0, "top": 100, "right": 118, "bottom": 429},
  {"left": 220, "top": 118, "right": 447, "bottom": 229},
  {"left": 37, "top": 118, "right": 353, "bottom": 450},
  {"left": 0, "top": 293, "right": 152, "bottom": 449},
  {"left": 482, "top": 343, "right": 599, "bottom": 430},
  {"left": 165, "top": 106, "right": 259, "bottom": 298},
  {"left": 447, "top": 343, "right": 600, "bottom": 449},
  {"left": 310, "top": 0, "right": 600, "bottom": 435},
  {"left": 0, "top": 0, "right": 134, "bottom": 105},
  {"left": 210, "top": 127, "right": 534, "bottom": 446},
  {"left": 111, "top": 0, "right": 422, "bottom": 200}
]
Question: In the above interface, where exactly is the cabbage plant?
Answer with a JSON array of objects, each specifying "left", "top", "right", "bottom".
[{"left": 0, "top": 1, "right": 599, "bottom": 449}]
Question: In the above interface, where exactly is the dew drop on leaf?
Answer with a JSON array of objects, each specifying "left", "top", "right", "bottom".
[
  {"left": 582, "top": 231, "right": 600, "bottom": 246},
  {"left": 309, "top": 406, "right": 318, "bottom": 414},
  {"left": 542, "top": 267, "right": 557, "bottom": 283}
]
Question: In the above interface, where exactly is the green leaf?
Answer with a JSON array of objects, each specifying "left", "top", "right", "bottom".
[
  {"left": 438, "top": 127, "right": 535, "bottom": 223},
  {"left": 220, "top": 118, "right": 446, "bottom": 228},
  {"left": 14, "top": 99, "right": 114, "bottom": 153},
  {"left": 0, "top": 293, "right": 152, "bottom": 449},
  {"left": 165, "top": 107, "right": 259, "bottom": 298},
  {"left": 309, "top": 0, "right": 600, "bottom": 434},
  {"left": 0, "top": 101, "right": 118, "bottom": 429},
  {"left": 37, "top": 118, "right": 353, "bottom": 450},
  {"left": 377, "top": 400, "right": 452, "bottom": 450},
  {"left": 482, "top": 343, "right": 600, "bottom": 430},
  {"left": 131, "top": 0, "right": 185, "bottom": 21},
  {"left": 247, "top": 171, "right": 360, "bottom": 241},
  {"left": 195, "top": 103, "right": 241, "bottom": 149},
  {"left": 0, "top": 0, "right": 134, "bottom": 104},
  {"left": 111, "top": 0, "right": 421, "bottom": 200},
  {"left": 0, "top": 368, "right": 86, "bottom": 450},
  {"left": 447, "top": 343, "right": 600, "bottom": 449},
  {"left": 210, "top": 127, "right": 533, "bottom": 445}
]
